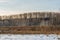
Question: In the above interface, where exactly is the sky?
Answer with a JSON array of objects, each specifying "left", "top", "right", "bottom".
[{"left": 0, "top": 0, "right": 60, "bottom": 16}]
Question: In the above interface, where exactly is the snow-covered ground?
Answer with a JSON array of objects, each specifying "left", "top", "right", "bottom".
[{"left": 0, "top": 34, "right": 59, "bottom": 40}]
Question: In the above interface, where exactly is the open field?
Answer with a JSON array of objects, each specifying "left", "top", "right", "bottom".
[{"left": 0, "top": 26, "right": 60, "bottom": 34}]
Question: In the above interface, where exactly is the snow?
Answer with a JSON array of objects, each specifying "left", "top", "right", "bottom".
[{"left": 0, "top": 34, "right": 59, "bottom": 40}]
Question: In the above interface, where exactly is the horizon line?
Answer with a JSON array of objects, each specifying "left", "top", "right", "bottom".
[{"left": 0, "top": 11, "right": 60, "bottom": 16}]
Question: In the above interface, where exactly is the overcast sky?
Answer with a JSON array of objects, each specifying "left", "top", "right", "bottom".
[{"left": 0, "top": 0, "right": 60, "bottom": 16}]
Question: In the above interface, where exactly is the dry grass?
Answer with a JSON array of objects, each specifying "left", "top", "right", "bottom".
[{"left": 0, "top": 26, "right": 60, "bottom": 34}]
